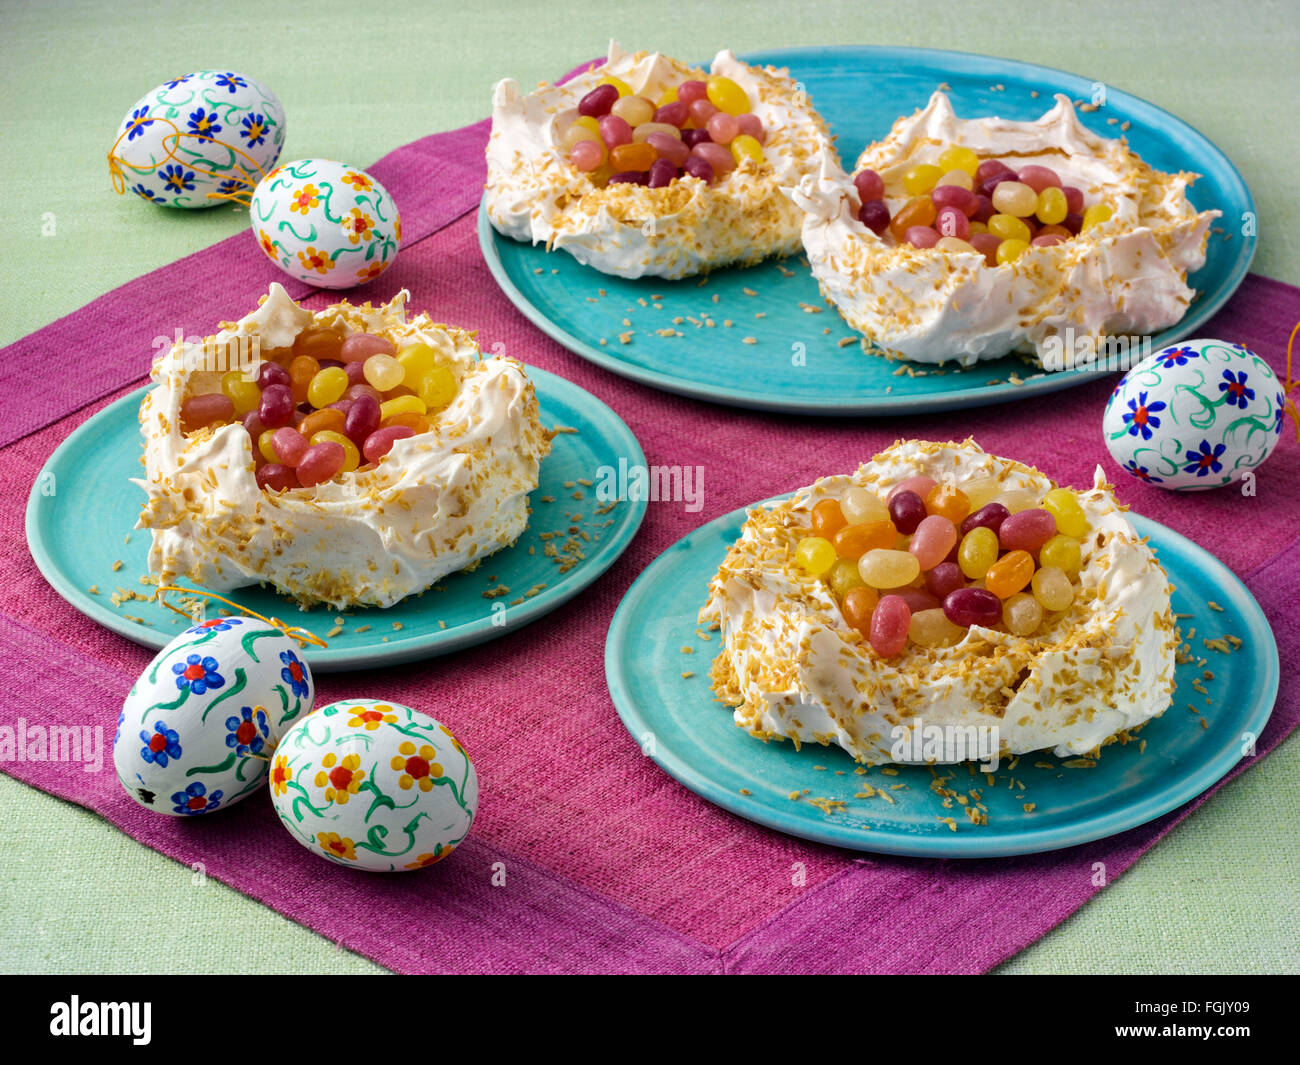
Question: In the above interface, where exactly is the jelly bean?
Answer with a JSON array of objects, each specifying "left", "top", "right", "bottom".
[
  {"left": 608, "top": 171, "right": 648, "bottom": 186},
  {"left": 645, "top": 132, "right": 690, "bottom": 166},
  {"left": 1042, "top": 487, "right": 1087, "bottom": 538},
  {"left": 975, "top": 159, "right": 1014, "bottom": 184},
  {"left": 570, "top": 140, "right": 606, "bottom": 172},
  {"left": 943, "top": 587, "right": 1001, "bottom": 628},
  {"left": 257, "top": 383, "right": 294, "bottom": 428},
  {"left": 995, "top": 238, "right": 1030, "bottom": 264},
  {"left": 968, "top": 221, "right": 988, "bottom": 234},
  {"left": 597, "top": 74, "right": 632, "bottom": 97},
  {"left": 688, "top": 98, "right": 718, "bottom": 126},
  {"left": 295, "top": 442, "right": 344, "bottom": 487},
  {"left": 888, "top": 197, "right": 937, "bottom": 241},
  {"left": 870, "top": 595, "right": 912, "bottom": 657},
  {"left": 681, "top": 128, "right": 712, "bottom": 149},
  {"left": 269, "top": 425, "right": 307, "bottom": 467},
  {"left": 858, "top": 200, "right": 890, "bottom": 235},
  {"left": 853, "top": 169, "right": 884, "bottom": 202},
  {"left": 888, "top": 489, "right": 927, "bottom": 535},
  {"left": 288, "top": 355, "right": 319, "bottom": 404},
  {"left": 256, "top": 463, "right": 298, "bottom": 492},
  {"left": 1031, "top": 566, "right": 1075, "bottom": 612},
  {"left": 991, "top": 180, "right": 1037, "bottom": 218},
  {"left": 380, "top": 395, "right": 427, "bottom": 422},
  {"left": 939, "top": 145, "right": 980, "bottom": 178},
  {"left": 648, "top": 159, "right": 679, "bottom": 188},
  {"left": 1031, "top": 235, "right": 1064, "bottom": 248},
  {"left": 909, "top": 607, "right": 967, "bottom": 648},
  {"left": 1061, "top": 186, "right": 1084, "bottom": 213},
  {"left": 935, "top": 169, "right": 973, "bottom": 191},
  {"left": 960, "top": 477, "right": 1002, "bottom": 511},
  {"left": 903, "top": 164, "right": 942, "bottom": 196},
  {"left": 979, "top": 172, "right": 1016, "bottom": 199},
  {"left": 654, "top": 101, "right": 689, "bottom": 128},
  {"left": 598, "top": 114, "right": 633, "bottom": 148},
  {"left": 972, "top": 194, "right": 995, "bottom": 223},
  {"left": 957, "top": 526, "right": 999, "bottom": 579},
  {"left": 834, "top": 520, "right": 897, "bottom": 559},
  {"left": 361, "top": 425, "right": 415, "bottom": 465},
  {"left": 910, "top": 515, "right": 958, "bottom": 570},
  {"left": 610, "top": 142, "right": 657, "bottom": 171},
  {"left": 905, "top": 225, "right": 940, "bottom": 249},
  {"left": 1036, "top": 186, "right": 1068, "bottom": 225},
  {"left": 706, "top": 111, "right": 739, "bottom": 144},
  {"left": 345, "top": 383, "right": 384, "bottom": 407},
  {"left": 985, "top": 549, "right": 1035, "bottom": 599},
  {"left": 572, "top": 115, "right": 601, "bottom": 137},
  {"left": 730, "top": 134, "right": 763, "bottom": 166},
  {"left": 256, "top": 427, "right": 279, "bottom": 463},
  {"left": 1081, "top": 203, "right": 1113, "bottom": 230},
  {"left": 706, "top": 75, "right": 749, "bottom": 115},
  {"left": 1039, "top": 534, "right": 1082, "bottom": 575},
  {"left": 960, "top": 501, "right": 1010, "bottom": 537},
  {"left": 828, "top": 558, "right": 867, "bottom": 599},
  {"left": 925, "top": 561, "right": 965, "bottom": 602},
  {"left": 999, "top": 508, "right": 1057, "bottom": 552},
  {"left": 935, "top": 206, "right": 970, "bottom": 241},
  {"left": 1002, "top": 592, "right": 1043, "bottom": 636},
  {"left": 735, "top": 113, "right": 765, "bottom": 142},
  {"left": 383, "top": 412, "right": 430, "bottom": 434},
  {"left": 310, "top": 430, "right": 360, "bottom": 473},
  {"left": 890, "top": 477, "right": 938, "bottom": 503},
  {"left": 693, "top": 142, "right": 736, "bottom": 176},
  {"left": 811, "top": 498, "right": 847, "bottom": 538},
  {"left": 895, "top": 588, "right": 940, "bottom": 614},
  {"left": 969, "top": 233, "right": 1002, "bottom": 267},
  {"left": 988, "top": 213, "right": 1032, "bottom": 243},
  {"left": 241, "top": 410, "right": 266, "bottom": 440},
  {"left": 677, "top": 80, "right": 708, "bottom": 106},
  {"left": 343, "top": 393, "right": 381, "bottom": 445},
  {"left": 578, "top": 84, "right": 619, "bottom": 118},
  {"left": 795, "top": 536, "right": 837, "bottom": 577},
  {"left": 292, "top": 328, "right": 344, "bottom": 362},
  {"left": 840, "top": 586, "right": 879, "bottom": 637},
  {"left": 1037, "top": 223, "right": 1072, "bottom": 240},
  {"left": 220, "top": 370, "right": 260, "bottom": 416},
  {"left": 1016, "top": 164, "right": 1061, "bottom": 193},
  {"left": 1062, "top": 211, "right": 1083, "bottom": 234},
  {"left": 632, "top": 122, "right": 681, "bottom": 143},
  {"left": 935, "top": 236, "right": 974, "bottom": 254},
  {"left": 858, "top": 548, "right": 921, "bottom": 589},
  {"left": 925, "top": 483, "right": 970, "bottom": 523},
  {"left": 840, "top": 486, "right": 888, "bottom": 525},
  {"left": 344, "top": 362, "right": 368, "bottom": 390},
  {"left": 561, "top": 122, "right": 600, "bottom": 153},
  {"left": 257, "top": 361, "right": 291, "bottom": 390},
  {"left": 307, "top": 366, "right": 348, "bottom": 409},
  {"left": 299, "top": 407, "right": 346, "bottom": 441},
  {"left": 683, "top": 155, "right": 714, "bottom": 183},
  {"left": 611, "top": 95, "right": 654, "bottom": 126},
  {"left": 931, "top": 184, "right": 979, "bottom": 217}
]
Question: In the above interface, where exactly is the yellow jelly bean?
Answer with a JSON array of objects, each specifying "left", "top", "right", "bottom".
[
  {"left": 1043, "top": 487, "right": 1088, "bottom": 538},
  {"left": 730, "top": 134, "right": 763, "bottom": 165},
  {"left": 656, "top": 85, "right": 678, "bottom": 106},
  {"left": 991, "top": 180, "right": 1037, "bottom": 217},
  {"left": 379, "top": 395, "right": 427, "bottom": 422},
  {"left": 968, "top": 220, "right": 988, "bottom": 235},
  {"left": 561, "top": 123, "right": 601, "bottom": 152},
  {"left": 960, "top": 476, "right": 1002, "bottom": 510},
  {"left": 363, "top": 353, "right": 405, "bottom": 392},
  {"left": 1002, "top": 592, "right": 1044, "bottom": 636},
  {"left": 706, "top": 75, "right": 749, "bottom": 115},
  {"left": 573, "top": 115, "right": 601, "bottom": 136},
  {"left": 857, "top": 548, "right": 921, "bottom": 589},
  {"left": 307, "top": 366, "right": 348, "bottom": 408},
  {"left": 795, "top": 536, "right": 837, "bottom": 577},
  {"left": 988, "top": 213, "right": 1032, "bottom": 243},
  {"left": 935, "top": 169, "right": 973, "bottom": 191},
  {"left": 839, "top": 486, "right": 889, "bottom": 525},
  {"left": 1039, "top": 534, "right": 1082, "bottom": 575},
  {"left": 936, "top": 236, "right": 976, "bottom": 254},
  {"left": 632, "top": 122, "right": 682, "bottom": 143},
  {"left": 994, "top": 489, "right": 1041, "bottom": 514},
  {"left": 1082, "top": 203, "right": 1114, "bottom": 231},
  {"left": 310, "top": 430, "right": 360, "bottom": 473},
  {"left": 396, "top": 343, "right": 438, "bottom": 389},
  {"left": 958, "top": 526, "right": 999, "bottom": 579},
  {"left": 996, "top": 238, "right": 1030, "bottom": 264},
  {"left": 903, "top": 163, "right": 942, "bottom": 196},
  {"left": 909, "top": 608, "right": 967, "bottom": 648},
  {"left": 598, "top": 74, "right": 632, "bottom": 97},
  {"left": 611, "top": 95, "right": 655, "bottom": 126},
  {"left": 938, "top": 145, "right": 980, "bottom": 178},
  {"left": 257, "top": 428, "right": 278, "bottom": 464},
  {"left": 221, "top": 370, "right": 261, "bottom": 415},
  {"left": 1036, "top": 186, "right": 1068, "bottom": 225},
  {"left": 828, "top": 558, "right": 867, "bottom": 599},
  {"left": 1031, "top": 566, "right": 1075, "bottom": 612},
  {"left": 417, "top": 365, "right": 459, "bottom": 410}
]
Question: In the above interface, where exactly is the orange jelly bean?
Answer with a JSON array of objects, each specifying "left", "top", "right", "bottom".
[
  {"left": 288, "top": 355, "right": 319, "bottom": 405},
  {"left": 925, "top": 483, "right": 971, "bottom": 524},
  {"left": 833, "top": 520, "right": 898, "bottom": 559},
  {"left": 292, "top": 327, "right": 344, "bottom": 362},
  {"left": 811, "top": 498, "right": 847, "bottom": 539},
  {"left": 985, "top": 549, "right": 1035, "bottom": 599},
  {"left": 840, "top": 586, "right": 880, "bottom": 637},
  {"left": 298, "top": 408, "right": 346, "bottom": 440},
  {"left": 889, "top": 196, "right": 937, "bottom": 241},
  {"left": 609, "top": 141, "right": 657, "bottom": 172},
  {"left": 383, "top": 412, "right": 430, "bottom": 434}
]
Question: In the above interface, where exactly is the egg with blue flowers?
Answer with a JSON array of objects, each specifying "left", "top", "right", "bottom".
[
  {"left": 112, "top": 617, "right": 314, "bottom": 815},
  {"left": 1103, "top": 338, "right": 1286, "bottom": 491},
  {"left": 110, "top": 70, "right": 285, "bottom": 209}
]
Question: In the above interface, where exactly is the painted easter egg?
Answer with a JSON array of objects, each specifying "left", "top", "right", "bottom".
[
  {"left": 269, "top": 700, "right": 476, "bottom": 872},
  {"left": 113, "top": 617, "right": 315, "bottom": 815},
  {"left": 250, "top": 159, "right": 401, "bottom": 289},
  {"left": 1103, "top": 339, "right": 1286, "bottom": 490},
  {"left": 110, "top": 70, "right": 285, "bottom": 209}
]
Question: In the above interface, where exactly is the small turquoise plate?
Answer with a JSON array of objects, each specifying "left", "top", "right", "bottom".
[
  {"left": 605, "top": 500, "right": 1278, "bottom": 857},
  {"left": 481, "top": 45, "right": 1255, "bottom": 415},
  {"left": 27, "top": 369, "right": 646, "bottom": 672}
]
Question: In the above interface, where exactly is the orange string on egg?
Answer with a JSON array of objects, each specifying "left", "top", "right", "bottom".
[
  {"left": 107, "top": 116, "right": 272, "bottom": 206},
  {"left": 1284, "top": 320, "right": 1300, "bottom": 445},
  {"left": 156, "top": 585, "right": 328, "bottom": 649}
]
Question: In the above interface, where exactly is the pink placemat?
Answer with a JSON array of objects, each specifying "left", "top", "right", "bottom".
[{"left": 4, "top": 96, "right": 1298, "bottom": 973}]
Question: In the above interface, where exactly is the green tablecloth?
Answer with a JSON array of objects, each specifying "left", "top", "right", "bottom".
[{"left": 1, "top": 0, "right": 1296, "bottom": 974}]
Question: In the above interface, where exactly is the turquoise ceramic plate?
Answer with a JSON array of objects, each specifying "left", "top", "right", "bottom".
[
  {"left": 27, "top": 369, "right": 646, "bottom": 672},
  {"left": 605, "top": 501, "right": 1278, "bottom": 857},
  {"left": 481, "top": 45, "right": 1255, "bottom": 414}
]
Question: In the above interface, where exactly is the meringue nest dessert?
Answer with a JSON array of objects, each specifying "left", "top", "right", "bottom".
[
  {"left": 700, "top": 440, "right": 1178, "bottom": 766},
  {"left": 135, "top": 284, "right": 553, "bottom": 609},
  {"left": 789, "top": 93, "right": 1219, "bottom": 367},
  {"left": 485, "top": 42, "right": 835, "bottom": 279}
]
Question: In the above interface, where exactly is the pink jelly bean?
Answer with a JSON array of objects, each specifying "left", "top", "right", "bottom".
[
  {"left": 363, "top": 425, "right": 415, "bottom": 465},
  {"left": 1017, "top": 164, "right": 1061, "bottom": 192},
  {"left": 677, "top": 80, "right": 708, "bottom": 105},
  {"left": 1061, "top": 186, "right": 1084, "bottom": 213},
  {"left": 577, "top": 83, "right": 618, "bottom": 118},
  {"left": 998, "top": 508, "right": 1058, "bottom": 552},
  {"left": 180, "top": 393, "right": 233, "bottom": 432},
  {"left": 608, "top": 171, "right": 648, "bottom": 186},
  {"left": 735, "top": 113, "right": 765, "bottom": 143},
  {"left": 241, "top": 410, "right": 266, "bottom": 439},
  {"left": 960, "top": 502, "right": 1010, "bottom": 536},
  {"left": 598, "top": 114, "right": 632, "bottom": 148},
  {"left": 970, "top": 232, "right": 1002, "bottom": 266},
  {"left": 296, "top": 442, "right": 345, "bottom": 487},
  {"left": 895, "top": 588, "right": 941, "bottom": 614},
  {"left": 935, "top": 206, "right": 970, "bottom": 241},
  {"left": 975, "top": 159, "right": 1014, "bottom": 184},
  {"left": 271, "top": 426, "right": 308, "bottom": 467},
  {"left": 905, "top": 225, "right": 940, "bottom": 248},
  {"left": 345, "top": 383, "right": 383, "bottom": 405},
  {"left": 682, "top": 155, "right": 714, "bottom": 183},
  {"left": 870, "top": 595, "right": 912, "bottom": 657},
  {"left": 931, "top": 184, "right": 979, "bottom": 217},
  {"left": 692, "top": 142, "right": 735, "bottom": 176},
  {"left": 888, "top": 490, "right": 927, "bottom": 535},
  {"left": 1063, "top": 211, "right": 1084, "bottom": 235},
  {"left": 972, "top": 194, "right": 996, "bottom": 223},
  {"left": 339, "top": 332, "right": 396, "bottom": 363},
  {"left": 909, "top": 515, "right": 958, "bottom": 570},
  {"left": 889, "top": 476, "right": 938, "bottom": 501},
  {"left": 854, "top": 168, "right": 884, "bottom": 203},
  {"left": 257, "top": 384, "right": 294, "bottom": 428},
  {"left": 344, "top": 361, "right": 368, "bottom": 387},
  {"left": 654, "top": 101, "right": 688, "bottom": 128},
  {"left": 858, "top": 200, "right": 890, "bottom": 235},
  {"left": 1031, "top": 234, "right": 1064, "bottom": 247},
  {"left": 925, "top": 561, "right": 965, "bottom": 602},
  {"left": 648, "top": 159, "right": 678, "bottom": 188},
  {"left": 327, "top": 399, "right": 353, "bottom": 415},
  {"left": 688, "top": 98, "right": 717, "bottom": 126},
  {"left": 706, "top": 111, "right": 739, "bottom": 144},
  {"left": 256, "top": 464, "right": 298, "bottom": 492},
  {"left": 646, "top": 132, "right": 690, "bottom": 167},
  {"left": 570, "top": 140, "right": 605, "bottom": 171},
  {"left": 943, "top": 587, "right": 1001, "bottom": 628},
  {"left": 344, "top": 393, "right": 381, "bottom": 444},
  {"left": 257, "top": 362, "right": 290, "bottom": 390},
  {"left": 979, "top": 172, "right": 1015, "bottom": 199},
  {"left": 681, "top": 128, "right": 712, "bottom": 149}
]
